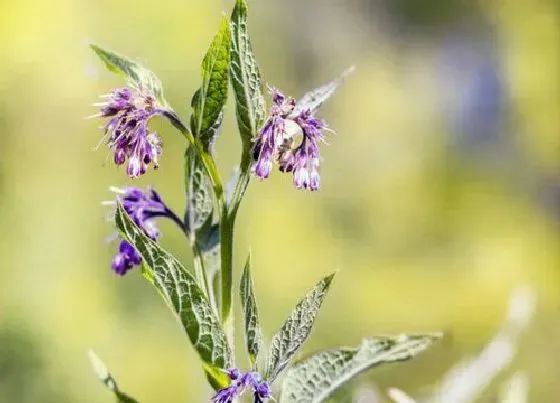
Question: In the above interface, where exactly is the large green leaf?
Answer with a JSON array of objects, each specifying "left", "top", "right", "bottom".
[
  {"left": 293, "top": 66, "right": 354, "bottom": 116},
  {"left": 90, "top": 44, "right": 166, "bottom": 105},
  {"left": 190, "top": 17, "right": 231, "bottom": 152},
  {"left": 279, "top": 334, "right": 441, "bottom": 403},
  {"left": 230, "top": 0, "right": 266, "bottom": 147},
  {"left": 114, "top": 203, "right": 232, "bottom": 386},
  {"left": 88, "top": 350, "right": 139, "bottom": 403},
  {"left": 266, "top": 272, "right": 336, "bottom": 382},
  {"left": 240, "top": 253, "right": 263, "bottom": 367}
]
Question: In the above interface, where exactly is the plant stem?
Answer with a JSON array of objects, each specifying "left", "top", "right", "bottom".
[
  {"left": 219, "top": 210, "right": 234, "bottom": 323},
  {"left": 220, "top": 150, "right": 253, "bottom": 354}
]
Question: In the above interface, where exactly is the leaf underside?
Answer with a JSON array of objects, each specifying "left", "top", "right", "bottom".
[
  {"left": 293, "top": 66, "right": 355, "bottom": 116},
  {"left": 279, "top": 334, "right": 441, "bottom": 403},
  {"left": 240, "top": 253, "right": 263, "bottom": 367},
  {"left": 90, "top": 44, "right": 166, "bottom": 105},
  {"left": 266, "top": 272, "right": 337, "bottom": 382}
]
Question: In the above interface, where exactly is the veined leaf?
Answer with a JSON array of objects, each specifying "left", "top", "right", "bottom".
[
  {"left": 90, "top": 44, "right": 166, "bottom": 105},
  {"left": 279, "top": 334, "right": 441, "bottom": 403},
  {"left": 293, "top": 66, "right": 355, "bottom": 116},
  {"left": 240, "top": 253, "right": 263, "bottom": 367},
  {"left": 266, "top": 272, "right": 336, "bottom": 382},
  {"left": 191, "top": 17, "right": 231, "bottom": 152},
  {"left": 88, "top": 350, "right": 139, "bottom": 403},
  {"left": 230, "top": 0, "right": 266, "bottom": 147},
  {"left": 184, "top": 147, "right": 214, "bottom": 234},
  {"left": 115, "top": 203, "right": 232, "bottom": 386}
]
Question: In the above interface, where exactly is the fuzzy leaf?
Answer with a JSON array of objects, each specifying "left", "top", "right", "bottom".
[
  {"left": 266, "top": 272, "right": 336, "bottom": 381},
  {"left": 240, "top": 253, "right": 263, "bottom": 367},
  {"left": 191, "top": 17, "right": 231, "bottom": 152},
  {"left": 225, "top": 166, "right": 241, "bottom": 206},
  {"left": 115, "top": 203, "right": 232, "bottom": 386},
  {"left": 230, "top": 0, "right": 266, "bottom": 147},
  {"left": 88, "top": 350, "right": 139, "bottom": 403},
  {"left": 90, "top": 44, "right": 166, "bottom": 105},
  {"left": 184, "top": 147, "right": 214, "bottom": 234},
  {"left": 293, "top": 66, "right": 354, "bottom": 116},
  {"left": 279, "top": 334, "right": 441, "bottom": 403}
]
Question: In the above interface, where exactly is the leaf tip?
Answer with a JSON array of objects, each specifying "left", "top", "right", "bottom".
[
  {"left": 324, "top": 270, "right": 338, "bottom": 286},
  {"left": 343, "top": 65, "right": 356, "bottom": 78},
  {"left": 87, "top": 349, "right": 109, "bottom": 380},
  {"left": 244, "top": 250, "right": 252, "bottom": 268}
]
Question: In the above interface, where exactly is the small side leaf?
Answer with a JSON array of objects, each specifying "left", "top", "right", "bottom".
[
  {"left": 184, "top": 147, "right": 214, "bottom": 234},
  {"left": 115, "top": 203, "right": 232, "bottom": 386},
  {"left": 190, "top": 17, "right": 231, "bottom": 152},
  {"left": 90, "top": 44, "right": 166, "bottom": 105},
  {"left": 279, "top": 334, "right": 441, "bottom": 403},
  {"left": 266, "top": 272, "right": 336, "bottom": 382},
  {"left": 240, "top": 253, "right": 263, "bottom": 367},
  {"left": 293, "top": 66, "right": 355, "bottom": 115},
  {"left": 230, "top": 0, "right": 266, "bottom": 147},
  {"left": 88, "top": 350, "right": 139, "bottom": 403}
]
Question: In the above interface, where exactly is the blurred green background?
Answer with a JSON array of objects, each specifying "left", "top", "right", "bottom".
[{"left": 0, "top": 0, "right": 559, "bottom": 401}]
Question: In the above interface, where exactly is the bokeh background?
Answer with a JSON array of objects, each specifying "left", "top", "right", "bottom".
[{"left": 0, "top": 0, "right": 559, "bottom": 401}]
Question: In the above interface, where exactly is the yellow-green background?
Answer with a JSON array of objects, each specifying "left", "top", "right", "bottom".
[{"left": 0, "top": 0, "right": 559, "bottom": 401}]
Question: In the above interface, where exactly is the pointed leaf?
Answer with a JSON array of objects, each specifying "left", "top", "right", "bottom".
[
  {"left": 90, "top": 44, "right": 166, "bottom": 105},
  {"left": 266, "top": 272, "right": 336, "bottom": 381},
  {"left": 279, "top": 334, "right": 441, "bottom": 403},
  {"left": 88, "top": 350, "right": 139, "bottom": 403},
  {"left": 293, "top": 66, "right": 355, "bottom": 116},
  {"left": 230, "top": 0, "right": 266, "bottom": 147},
  {"left": 115, "top": 203, "right": 232, "bottom": 385},
  {"left": 240, "top": 253, "right": 263, "bottom": 367},
  {"left": 191, "top": 17, "right": 231, "bottom": 152}
]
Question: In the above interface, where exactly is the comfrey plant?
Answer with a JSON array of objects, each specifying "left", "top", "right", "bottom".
[{"left": 87, "top": 1, "right": 441, "bottom": 402}]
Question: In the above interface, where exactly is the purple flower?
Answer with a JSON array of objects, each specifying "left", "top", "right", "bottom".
[
  {"left": 104, "top": 186, "right": 184, "bottom": 275},
  {"left": 212, "top": 369, "right": 272, "bottom": 403},
  {"left": 93, "top": 87, "right": 164, "bottom": 178},
  {"left": 252, "top": 87, "right": 330, "bottom": 191},
  {"left": 111, "top": 240, "right": 141, "bottom": 276}
]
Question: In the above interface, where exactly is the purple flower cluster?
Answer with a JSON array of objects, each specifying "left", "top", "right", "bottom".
[
  {"left": 212, "top": 369, "right": 272, "bottom": 403},
  {"left": 253, "top": 88, "right": 330, "bottom": 191},
  {"left": 94, "top": 87, "right": 163, "bottom": 178},
  {"left": 106, "top": 186, "right": 183, "bottom": 276}
]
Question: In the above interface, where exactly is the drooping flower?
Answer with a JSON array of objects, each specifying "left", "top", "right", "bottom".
[
  {"left": 212, "top": 369, "right": 272, "bottom": 403},
  {"left": 104, "top": 186, "right": 184, "bottom": 275},
  {"left": 253, "top": 87, "right": 330, "bottom": 191},
  {"left": 111, "top": 240, "right": 141, "bottom": 276},
  {"left": 93, "top": 87, "right": 164, "bottom": 178}
]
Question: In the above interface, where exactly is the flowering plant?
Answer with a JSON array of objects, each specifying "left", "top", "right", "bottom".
[{"left": 87, "top": 1, "right": 440, "bottom": 402}]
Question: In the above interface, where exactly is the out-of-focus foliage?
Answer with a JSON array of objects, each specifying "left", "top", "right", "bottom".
[{"left": 0, "top": 0, "right": 558, "bottom": 402}]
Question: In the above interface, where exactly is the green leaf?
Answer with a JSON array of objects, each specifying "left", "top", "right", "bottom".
[
  {"left": 240, "top": 253, "right": 263, "bottom": 367},
  {"left": 279, "top": 334, "right": 441, "bottom": 403},
  {"left": 191, "top": 17, "right": 231, "bottom": 152},
  {"left": 90, "top": 44, "right": 166, "bottom": 105},
  {"left": 293, "top": 66, "right": 355, "bottom": 116},
  {"left": 184, "top": 147, "right": 214, "bottom": 235},
  {"left": 114, "top": 203, "right": 232, "bottom": 386},
  {"left": 230, "top": 0, "right": 266, "bottom": 148},
  {"left": 266, "top": 272, "right": 336, "bottom": 382},
  {"left": 225, "top": 166, "right": 241, "bottom": 206},
  {"left": 88, "top": 350, "right": 139, "bottom": 403}
]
